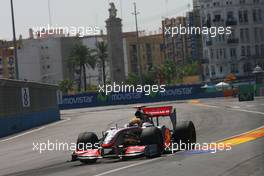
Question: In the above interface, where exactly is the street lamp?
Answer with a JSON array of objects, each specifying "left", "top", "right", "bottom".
[{"left": 10, "top": 0, "right": 19, "bottom": 80}]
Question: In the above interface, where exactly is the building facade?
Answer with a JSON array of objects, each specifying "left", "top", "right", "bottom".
[
  {"left": 186, "top": 11, "right": 203, "bottom": 62},
  {"left": 123, "top": 33, "right": 165, "bottom": 75},
  {"left": 162, "top": 14, "right": 203, "bottom": 65},
  {"left": 17, "top": 34, "right": 108, "bottom": 86},
  {"left": 162, "top": 17, "right": 188, "bottom": 64},
  {"left": 17, "top": 36, "right": 79, "bottom": 84},
  {"left": 0, "top": 41, "right": 16, "bottom": 79},
  {"left": 200, "top": 0, "right": 264, "bottom": 81}
]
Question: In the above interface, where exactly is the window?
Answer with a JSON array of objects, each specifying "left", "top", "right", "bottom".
[
  {"left": 254, "top": 28, "right": 259, "bottom": 42},
  {"left": 253, "top": 9, "right": 263, "bottom": 22},
  {"left": 240, "top": 0, "right": 246, "bottom": 4},
  {"left": 241, "top": 46, "right": 246, "bottom": 56},
  {"left": 240, "top": 29, "right": 245, "bottom": 42},
  {"left": 246, "top": 46, "right": 251, "bottom": 56},
  {"left": 220, "top": 48, "right": 223, "bottom": 58},
  {"left": 210, "top": 48, "right": 214, "bottom": 58},
  {"left": 145, "top": 43, "right": 153, "bottom": 68},
  {"left": 131, "top": 44, "right": 138, "bottom": 73},
  {"left": 260, "top": 28, "right": 264, "bottom": 41},
  {"left": 223, "top": 48, "right": 227, "bottom": 59},
  {"left": 219, "top": 66, "right": 223, "bottom": 73},
  {"left": 211, "top": 65, "right": 216, "bottom": 75},
  {"left": 216, "top": 49, "right": 219, "bottom": 59},
  {"left": 206, "top": 66, "right": 209, "bottom": 76},
  {"left": 258, "top": 9, "right": 262, "bottom": 22},
  {"left": 227, "top": 11, "right": 234, "bottom": 21},
  {"left": 245, "top": 28, "right": 250, "bottom": 42},
  {"left": 255, "top": 45, "right": 260, "bottom": 56},
  {"left": 243, "top": 63, "right": 252, "bottom": 73},
  {"left": 213, "top": 14, "right": 222, "bottom": 22},
  {"left": 239, "top": 10, "right": 248, "bottom": 23},
  {"left": 261, "top": 44, "right": 264, "bottom": 56},
  {"left": 244, "top": 10, "right": 248, "bottom": 22},
  {"left": 231, "top": 64, "right": 239, "bottom": 73},
  {"left": 230, "top": 48, "right": 237, "bottom": 58},
  {"left": 239, "top": 11, "right": 243, "bottom": 23},
  {"left": 253, "top": 9, "right": 257, "bottom": 22},
  {"left": 254, "top": 0, "right": 260, "bottom": 4},
  {"left": 226, "top": 0, "right": 232, "bottom": 5}
]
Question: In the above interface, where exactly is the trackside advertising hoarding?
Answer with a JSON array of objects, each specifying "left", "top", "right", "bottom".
[{"left": 59, "top": 84, "right": 223, "bottom": 110}]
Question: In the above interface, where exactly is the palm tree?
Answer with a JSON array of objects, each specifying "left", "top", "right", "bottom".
[
  {"left": 69, "top": 43, "right": 96, "bottom": 92},
  {"left": 95, "top": 41, "right": 108, "bottom": 87},
  {"left": 59, "top": 79, "right": 74, "bottom": 94}
]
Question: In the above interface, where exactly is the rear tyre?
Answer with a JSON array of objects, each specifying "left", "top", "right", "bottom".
[
  {"left": 140, "top": 127, "right": 163, "bottom": 157},
  {"left": 76, "top": 132, "right": 99, "bottom": 164},
  {"left": 173, "top": 121, "right": 196, "bottom": 150}
]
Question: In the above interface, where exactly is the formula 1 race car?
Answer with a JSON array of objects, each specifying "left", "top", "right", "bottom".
[{"left": 72, "top": 106, "right": 196, "bottom": 163}]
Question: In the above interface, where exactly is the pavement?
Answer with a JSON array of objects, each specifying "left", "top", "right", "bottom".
[{"left": 0, "top": 97, "right": 263, "bottom": 176}]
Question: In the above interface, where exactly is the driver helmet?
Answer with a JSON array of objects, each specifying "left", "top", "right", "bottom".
[{"left": 129, "top": 117, "right": 142, "bottom": 126}]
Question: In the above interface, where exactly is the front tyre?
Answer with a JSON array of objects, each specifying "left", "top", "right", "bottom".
[
  {"left": 76, "top": 132, "right": 99, "bottom": 164},
  {"left": 140, "top": 127, "right": 163, "bottom": 157}
]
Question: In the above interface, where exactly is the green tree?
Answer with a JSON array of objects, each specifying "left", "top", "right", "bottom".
[
  {"left": 143, "top": 68, "right": 158, "bottom": 85},
  {"left": 125, "top": 73, "right": 141, "bottom": 85},
  {"left": 95, "top": 41, "right": 108, "bottom": 87},
  {"left": 59, "top": 79, "right": 74, "bottom": 94},
  {"left": 69, "top": 43, "right": 96, "bottom": 92},
  {"left": 160, "top": 59, "right": 177, "bottom": 85},
  {"left": 182, "top": 61, "right": 199, "bottom": 76}
]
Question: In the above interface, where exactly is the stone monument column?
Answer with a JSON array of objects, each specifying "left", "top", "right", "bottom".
[{"left": 105, "top": 2, "right": 125, "bottom": 83}]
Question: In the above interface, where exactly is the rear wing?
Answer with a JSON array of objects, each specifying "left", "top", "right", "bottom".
[
  {"left": 143, "top": 106, "right": 177, "bottom": 131},
  {"left": 143, "top": 106, "right": 173, "bottom": 117}
]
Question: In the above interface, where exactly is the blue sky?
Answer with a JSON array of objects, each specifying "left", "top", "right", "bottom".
[{"left": 0, "top": 0, "right": 192, "bottom": 40}]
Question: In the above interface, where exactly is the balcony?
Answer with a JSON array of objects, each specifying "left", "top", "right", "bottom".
[
  {"left": 226, "top": 19, "right": 237, "bottom": 26},
  {"left": 227, "top": 38, "right": 239, "bottom": 44}
]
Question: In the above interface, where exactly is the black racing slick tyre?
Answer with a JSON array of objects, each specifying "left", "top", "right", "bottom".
[
  {"left": 77, "top": 132, "right": 99, "bottom": 149},
  {"left": 76, "top": 132, "right": 99, "bottom": 164},
  {"left": 140, "top": 127, "right": 163, "bottom": 157},
  {"left": 173, "top": 121, "right": 196, "bottom": 150}
]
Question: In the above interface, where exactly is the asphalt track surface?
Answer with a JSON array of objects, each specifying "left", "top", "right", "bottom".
[{"left": 0, "top": 97, "right": 264, "bottom": 176}]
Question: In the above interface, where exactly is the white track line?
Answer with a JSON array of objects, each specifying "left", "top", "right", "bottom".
[
  {"left": 93, "top": 157, "right": 162, "bottom": 176},
  {"left": 230, "top": 108, "right": 264, "bottom": 115},
  {"left": 195, "top": 102, "right": 264, "bottom": 115},
  {"left": 0, "top": 118, "right": 71, "bottom": 143}
]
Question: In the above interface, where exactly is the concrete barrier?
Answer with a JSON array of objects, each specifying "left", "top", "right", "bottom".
[{"left": 0, "top": 79, "right": 60, "bottom": 138}]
